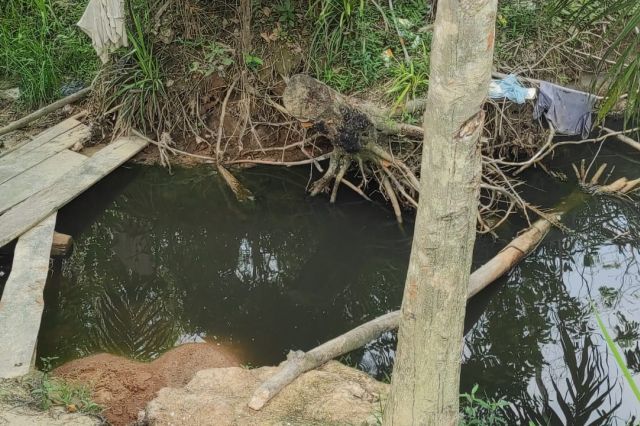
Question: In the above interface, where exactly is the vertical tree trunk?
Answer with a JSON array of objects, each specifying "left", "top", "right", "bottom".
[{"left": 383, "top": 1, "right": 497, "bottom": 425}]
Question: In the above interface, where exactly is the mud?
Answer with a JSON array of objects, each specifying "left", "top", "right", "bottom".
[{"left": 53, "top": 343, "right": 240, "bottom": 426}]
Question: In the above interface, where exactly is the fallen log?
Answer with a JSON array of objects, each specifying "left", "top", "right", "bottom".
[
  {"left": 283, "top": 74, "right": 423, "bottom": 149},
  {"left": 282, "top": 75, "right": 421, "bottom": 208},
  {"left": 0, "top": 87, "right": 91, "bottom": 137},
  {"left": 248, "top": 191, "right": 589, "bottom": 411}
]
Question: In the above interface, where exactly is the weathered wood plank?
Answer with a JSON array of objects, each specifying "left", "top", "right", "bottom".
[
  {"left": 0, "top": 121, "right": 90, "bottom": 186},
  {"left": 51, "top": 232, "right": 73, "bottom": 256},
  {"left": 0, "top": 136, "right": 148, "bottom": 248},
  {"left": 0, "top": 118, "right": 80, "bottom": 162},
  {"left": 0, "top": 214, "right": 56, "bottom": 378},
  {"left": 0, "top": 149, "right": 87, "bottom": 214}
]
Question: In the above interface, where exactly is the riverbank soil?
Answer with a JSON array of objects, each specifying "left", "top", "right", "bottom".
[
  {"left": 143, "top": 360, "right": 387, "bottom": 426},
  {"left": 0, "top": 376, "right": 99, "bottom": 426},
  {"left": 0, "top": 402, "right": 97, "bottom": 426},
  {"left": 53, "top": 343, "right": 240, "bottom": 425}
]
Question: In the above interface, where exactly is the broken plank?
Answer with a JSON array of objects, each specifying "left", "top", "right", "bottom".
[
  {"left": 0, "top": 149, "right": 87, "bottom": 214},
  {"left": 0, "top": 214, "right": 56, "bottom": 378},
  {"left": 0, "top": 136, "right": 148, "bottom": 248},
  {"left": 0, "top": 118, "right": 81, "bottom": 162},
  {"left": 0, "top": 123, "right": 91, "bottom": 186},
  {"left": 51, "top": 232, "right": 73, "bottom": 256}
]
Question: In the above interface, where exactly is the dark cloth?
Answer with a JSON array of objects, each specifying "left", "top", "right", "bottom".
[{"left": 533, "top": 81, "right": 596, "bottom": 138}]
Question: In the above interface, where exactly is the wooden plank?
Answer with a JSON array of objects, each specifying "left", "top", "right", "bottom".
[
  {"left": 0, "top": 121, "right": 90, "bottom": 186},
  {"left": 0, "top": 214, "right": 56, "bottom": 378},
  {"left": 0, "top": 118, "right": 80, "bottom": 162},
  {"left": 0, "top": 136, "right": 148, "bottom": 248},
  {"left": 0, "top": 150, "right": 87, "bottom": 214}
]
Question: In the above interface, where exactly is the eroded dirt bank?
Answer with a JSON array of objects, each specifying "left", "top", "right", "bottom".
[{"left": 53, "top": 343, "right": 240, "bottom": 425}]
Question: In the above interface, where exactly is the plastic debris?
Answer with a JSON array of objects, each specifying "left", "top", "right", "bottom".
[{"left": 488, "top": 74, "right": 536, "bottom": 104}]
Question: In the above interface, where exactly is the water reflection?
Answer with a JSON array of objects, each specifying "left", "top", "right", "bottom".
[
  {"left": 37, "top": 165, "right": 411, "bottom": 366},
  {"left": 31, "top": 144, "right": 640, "bottom": 422},
  {"left": 508, "top": 324, "right": 621, "bottom": 425},
  {"left": 462, "top": 193, "right": 640, "bottom": 422}
]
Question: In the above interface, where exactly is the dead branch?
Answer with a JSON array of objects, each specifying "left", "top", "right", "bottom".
[
  {"left": 217, "top": 164, "right": 254, "bottom": 202},
  {"left": 226, "top": 153, "right": 332, "bottom": 167},
  {"left": 600, "top": 126, "right": 640, "bottom": 152},
  {"left": 216, "top": 79, "right": 238, "bottom": 162},
  {"left": 0, "top": 88, "right": 91, "bottom": 137}
]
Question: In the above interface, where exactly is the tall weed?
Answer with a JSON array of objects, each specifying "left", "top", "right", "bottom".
[{"left": 0, "top": 0, "right": 97, "bottom": 107}]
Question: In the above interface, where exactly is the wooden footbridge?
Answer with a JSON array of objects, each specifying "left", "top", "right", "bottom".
[{"left": 0, "top": 117, "right": 147, "bottom": 378}]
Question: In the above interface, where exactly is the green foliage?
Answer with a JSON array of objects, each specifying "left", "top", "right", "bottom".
[
  {"left": 102, "top": 4, "right": 167, "bottom": 137},
  {"left": 387, "top": 53, "right": 428, "bottom": 111},
  {"left": 0, "top": 357, "right": 103, "bottom": 415},
  {"left": 308, "top": 0, "right": 431, "bottom": 101},
  {"left": 594, "top": 305, "right": 640, "bottom": 402},
  {"left": 244, "top": 53, "right": 264, "bottom": 71},
  {"left": 0, "top": 0, "right": 98, "bottom": 107},
  {"left": 275, "top": 0, "right": 297, "bottom": 29},
  {"left": 459, "top": 384, "right": 510, "bottom": 426},
  {"left": 496, "top": 1, "right": 540, "bottom": 39},
  {"left": 188, "top": 42, "right": 235, "bottom": 77},
  {"left": 30, "top": 374, "right": 101, "bottom": 414},
  {"left": 551, "top": 0, "right": 640, "bottom": 124}
]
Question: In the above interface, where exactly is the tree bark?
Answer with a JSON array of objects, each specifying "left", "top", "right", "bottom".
[{"left": 383, "top": 1, "right": 498, "bottom": 424}]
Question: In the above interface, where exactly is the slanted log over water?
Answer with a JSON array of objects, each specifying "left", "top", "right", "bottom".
[{"left": 248, "top": 193, "right": 588, "bottom": 410}]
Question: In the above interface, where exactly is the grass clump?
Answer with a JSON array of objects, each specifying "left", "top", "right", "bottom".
[
  {"left": 307, "top": 0, "right": 431, "bottom": 106},
  {"left": 459, "top": 384, "right": 510, "bottom": 426},
  {"left": 0, "top": 357, "right": 101, "bottom": 416},
  {"left": 0, "top": 0, "right": 98, "bottom": 108}
]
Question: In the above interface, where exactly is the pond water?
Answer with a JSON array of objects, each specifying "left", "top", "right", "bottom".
[{"left": 0, "top": 140, "right": 639, "bottom": 422}]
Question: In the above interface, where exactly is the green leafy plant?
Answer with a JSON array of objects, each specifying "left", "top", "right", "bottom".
[
  {"left": 244, "top": 53, "right": 264, "bottom": 71},
  {"left": 459, "top": 384, "right": 509, "bottom": 426},
  {"left": 0, "top": 0, "right": 97, "bottom": 107},
  {"left": 387, "top": 59, "right": 428, "bottom": 112},
  {"left": 28, "top": 357, "right": 102, "bottom": 414},
  {"left": 594, "top": 305, "right": 640, "bottom": 402},
  {"left": 275, "top": 0, "right": 297, "bottom": 29},
  {"left": 189, "top": 42, "right": 235, "bottom": 77},
  {"left": 100, "top": 4, "right": 168, "bottom": 137},
  {"left": 551, "top": 0, "right": 640, "bottom": 124}
]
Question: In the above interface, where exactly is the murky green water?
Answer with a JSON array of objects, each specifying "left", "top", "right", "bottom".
[{"left": 1, "top": 139, "right": 639, "bottom": 422}]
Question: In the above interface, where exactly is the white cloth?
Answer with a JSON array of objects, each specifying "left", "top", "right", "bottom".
[{"left": 77, "top": 0, "right": 128, "bottom": 64}]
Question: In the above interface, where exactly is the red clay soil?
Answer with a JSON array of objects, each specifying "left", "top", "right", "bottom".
[{"left": 53, "top": 343, "right": 241, "bottom": 426}]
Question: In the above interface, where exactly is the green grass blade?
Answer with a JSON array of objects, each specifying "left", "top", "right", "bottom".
[{"left": 593, "top": 305, "right": 640, "bottom": 402}]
